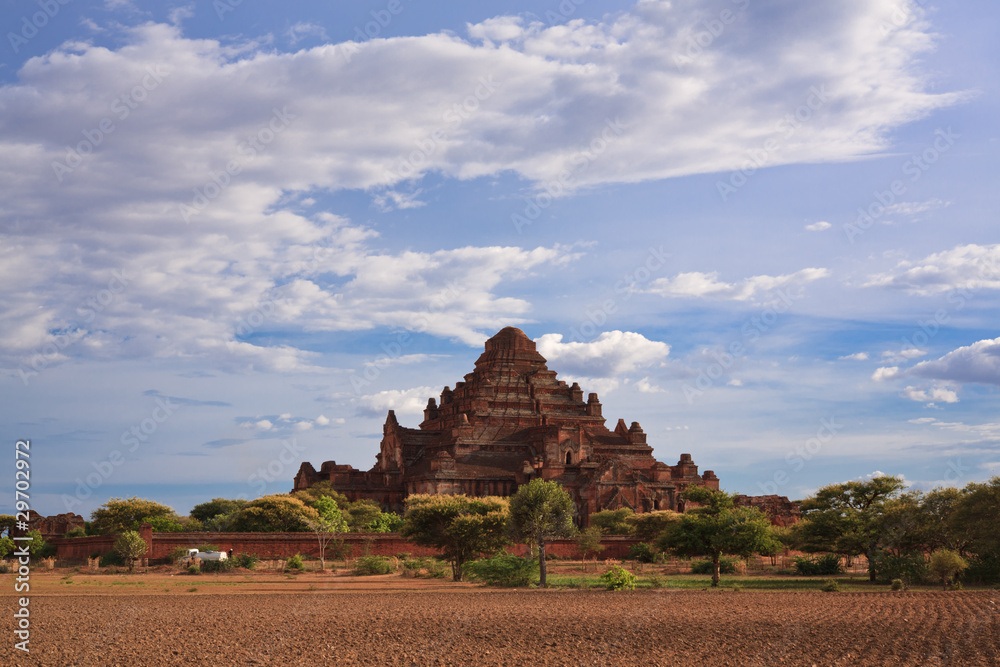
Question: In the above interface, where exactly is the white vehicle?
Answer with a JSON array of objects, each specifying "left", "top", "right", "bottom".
[{"left": 185, "top": 549, "right": 228, "bottom": 564}]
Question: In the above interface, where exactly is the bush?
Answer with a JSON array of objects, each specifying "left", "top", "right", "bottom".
[
  {"left": 464, "top": 555, "right": 536, "bottom": 587},
  {"left": 691, "top": 557, "right": 737, "bottom": 575},
  {"left": 871, "top": 551, "right": 927, "bottom": 585},
  {"left": 626, "top": 543, "right": 656, "bottom": 563},
  {"left": 352, "top": 555, "right": 396, "bottom": 576},
  {"left": 0, "top": 562, "right": 9, "bottom": 574},
  {"left": 601, "top": 564, "right": 637, "bottom": 591},
  {"left": 99, "top": 551, "right": 126, "bottom": 567},
  {"left": 64, "top": 527, "right": 86, "bottom": 538},
  {"left": 928, "top": 549, "right": 968, "bottom": 590},
  {"left": 890, "top": 578, "right": 904, "bottom": 591},
  {"left": 199, "top": 559, "right": 232, "bottom": 573},
  {"left": 820, "top": 579, "right": 841, "bottom": 592},
  {"left": 234, "top": 553, "right": 259, "bottom": 570},
  {"left": 168, "top": 547, "right": 192, "bottom": 564},
  {"left": 401, "top": 557, "right": 447, "bottom": 579},
  {"left": 285, "top": 554, "right": 304, "bottom": 571},
  {"left": 792, "top": 553, "right": 843, "bottom": 576},
  {"left": 187, "top": 565, "right": 200, "bottom": 575}
]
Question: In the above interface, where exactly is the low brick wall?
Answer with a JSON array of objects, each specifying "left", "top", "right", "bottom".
[{"left": 51, "top": 531, "right": 642, "bottom": 562}]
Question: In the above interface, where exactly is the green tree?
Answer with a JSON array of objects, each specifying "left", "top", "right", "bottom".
[
  {"left": 344, "top": 499, "right": 383, "bottom": 532},
  {"left": 0, "top": 536, "right": 14, "bottom": 559},
  {"left": 190, "top": 498, "right": 247, "bottom": 524},
  {"left": 796, "top": 476, "right": 908, "bottom": 582},
  {"left": 576, "top": 526, "right": 605, "bottom": 565},
  {"left": 292, "top": 482, "right": 350, "bottom": 508},
  {"left": 508, "top": 479, "right": 576, "bottom": 587},
  {"left": 659, "top": 487, "right": 780, "bottom": 587},
  {"left": 589, "top": 508, "right": 634, "bottom": 534},
  {"left": 368, "top": 511, "right": 404, "bottom": 533},
  {"left": 400, "top": 494, "right": 509, "bottom": 581},
  {"left": 113, "top": 530, "right": 147, "bottom": 571},
  {"left": 306, "top": 496, "right": 349, "bottom": 570},
  {"left": 229, "top": 494, "right": 320, "bottom": 532},
  {"left": 951, "top": 477, "right": 1000, "bottom": 556},
  {"left": 928, "top": 549, "right": 967, "bottom": 590},
  {"left": 626, "top": 510, "right": 681, "bottom": 541},
  {"left": 90, "top": 497, "right": 181, "bottom": 535}
]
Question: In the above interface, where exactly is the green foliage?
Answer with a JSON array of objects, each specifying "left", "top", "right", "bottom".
[
  {"left": 401, "top": 494, "right": 510, "bottom": 581},
  {"left": 508, "top": 479, "right": 576, "bottom": 588},
  {"left": 963, "top": 551, "right": 1000, "bottom": 585},
  {"left": 352, "top": 555, "right": 396, "bottom": 575},
  {"left": 190, "top": 498, "right": 247, "bottom": 524},
  {"left": 792, "top": 553, "right": 843, "bottom": 576},
  {"left": 168, "top": 547, "right": 192, "bottom": 564},
  {"left": 401, "top": 557, "right": 448, "bottom": 578},
  {"left": 928, "top": 549, "right": 967, "bottom": 589},
  {"left": 291, "top": 482, "right": 350, "bottom": 508},
  {"left": 691, "top": 557, "right": 737, "bottom": 575},
  {"left": 0, "top": 536, "right": 14, "bottom": 559},
  {"left": 589, "top": 508, "right": 634, "bottom": 535},
  {"left": 464, "top": 555, "right": 537, "bottom": 587},
  {"left": 285, "top": 554, "right": 304, "bottom": 571},
  {"left": 313, "top": 496, "right": 350, "bottom": 531},
  {"left": 626, "top": 510, "right": 681, "bottom": 541},
  {"left": 890, "top": 578, "right": 904, "bottom": 591},
  {"left": 113, "top": 530, "right": 147, "bottom": 570},
  {"left": 820, "top": 579, "right": 841, "bottom": 592},
  {"left": 368, "top": 511, "right": 404, "bottom": 533},
  {"left": 64, "top": 527, "right": 87, "bottom": 538},
  {"left": 99, "top": 551, "right": 126, "bottom": 567},
  {"left": 600, "top": 564, "right": 637, "bottom": 591},
  {"left": 626, "top": 542, "right": 656, "bottom": 563},
  {"left": 24, "top": 530, "right": 55, "bottom": 557},
  {"left": 187, "top": 565, "right": 200, "bottom": 575},
  {"left": 229, "top": 495, "right": 320, "bottom": 532},
  {"left": 90, "top": 496, "right": 181, "bottom": 535},
  {"left": 344, "top": 499, "right": 382, "bottom": 532},
  {"left": 0, "top": 514, "right": 15, "bottom": 536},
  {"left": 233, "top": 553, "right": 259, "bottom": 570},
  {"left": 200, "top": 559, "right": 233, "bottom": 573},
  {"left": 575, "top": 526, "right": 605, "bottom": 559},
  {"left": 871, "top": 550, "right": 927, "bottom": 585}
]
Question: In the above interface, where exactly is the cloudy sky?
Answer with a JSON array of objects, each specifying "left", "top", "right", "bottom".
[{"left": 2, "top": 0, "right": 997, "bottom": 518}]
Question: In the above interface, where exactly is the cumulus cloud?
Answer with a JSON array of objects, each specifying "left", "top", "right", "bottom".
[
  {"left": 882, "top": 348, "right": 927, "bottom": 362},
  {"left": 635, "top": 376, "right": 665, "bottom": 393},
  {"left": 535, "top": 331, "right": 670, "bottom": 377},
  {"left": 901, "top": 385, "right": 959, "bottom": 404},
  {"left": 872, "top": 366, "right": 900, "bottom": 381},
  {"left": 840, "top": 352, "right": 869, "bottom": 361},
  {"left": 645, "top": 268, "right": 829, "bottom": 302},
  {"left": 865, "top": 244, "right": 1000, "bottom": 294},
  {"left": 356, "top": 386, "right": 437, "bottom": 417},
  {"left": 908, "top": 338, "right": 1000, "bottom": 386},
  {"left": 805, "top": 221, "right": 831, "bottom": 231}
]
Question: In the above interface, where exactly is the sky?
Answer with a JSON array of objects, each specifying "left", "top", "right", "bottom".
[{"left": 1, "top": 0, "right": 998, "bottom": 519}]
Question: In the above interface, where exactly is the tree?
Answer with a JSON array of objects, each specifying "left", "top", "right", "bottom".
[
  {"left": 306, "top": 496, "right": 349, "bottom": 570},
  {"left": 589, "top": 508, "right": 634, "bottom": 535},
  {"left": 0, "top": 514, "right": 15, "bottom": 537},
  {"left": 796, "top": 476, "right": 908, "bottom": 582},
  {"left": 508, "top": 479, "right": 576, "bottom": 587},
  {"left": 292, "top": 482, "right": 350, "bottom": 508},
  {"left": 190, "top": 498, "right": 247, "bottom": 524},
  {"left": 368, "top": 511, "right": 404, "bottom": 533},
  {"left": 626, "top": 510, "right": 681, "bottom": 541},
  {"left": 659, "top": 487, "right": 780, "bottom": 587},
  {"left": 400, "top": 494, "right": 509, "bottom": 581},
  {"left": 575, "top": 526, "right": 604, "bottom": 568},
  {"left": 90, "top": 497, "right": 181, "bottom": 535},
  {"left": 229, "top": 494, "right": 320, "bottom": 532},
  {"left": 0, "top": 536, "right": 14, "bottom": 559},
  {"left": 114, "top": 530, "right": 147, "bottom": 571},
  {"left": 928, "top": 549, "right": 967, "bottom": 590}
]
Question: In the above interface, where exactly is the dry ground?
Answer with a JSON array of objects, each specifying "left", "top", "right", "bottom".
[{"left": 2, "top": 570, "right": 998, "bottom": 666}]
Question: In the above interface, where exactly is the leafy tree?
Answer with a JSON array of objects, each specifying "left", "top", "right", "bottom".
[
  {"left": 576, "top": 526, "right": 605, "bottom": 564},
  {"left": 22, "top": 530, "right": 54, "bottom": 557},
  {"left": 589, "top": 508, "right": 634, "bottom": 535},
  {"left": 113, "top": 530, "right": 147, "bottom": 571},
  {"left": 344, "top": 499, "right": 383, "bottom": 532},
  {"left": 951, "top": 477, "right": 1000, "bottom": 556},
  {"left": 306, "top": 496, "right": 349, "bottom": 570},
  {"left": 659, "top": 487, "right": 779, "bottom": 587},
  {"left": 928, "top": 549, "right": 967, "bottom": 590},
  {"left": 626, "top": 510, "right": 681, "bottom": 541},
  {"left": 0, "top": 536, "right": 14, "bottom": 559},
  {"left": 796, "top": 476, "right": 908, "bottom": 582},
  {"left": 508, "top": 479, "right": 576, "bottom": 587},
  {"left": 401, "top": 494, "right": 509, "bottom": 581},
  {"left": 292, "top": 482, "right": 350, "bottom": 508},
  {"left": 368, "top": 511, "right": 404, "bottom": 533},
  {"left": 0, "top": 514, "right": 15, "bottom": 537},
  {"left": 190, "top": 498, "right": 247, "bottom": 524},
  {"left": 228, "top": 494, "right": 320, "bottom": 532},
  {"left": 90, "top": 497, "right": 181, "bottom": 535}
]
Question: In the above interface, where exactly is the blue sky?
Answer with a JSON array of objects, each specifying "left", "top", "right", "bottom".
[{"left": 1, "top": 0, "right": 997, "bottom": 518}]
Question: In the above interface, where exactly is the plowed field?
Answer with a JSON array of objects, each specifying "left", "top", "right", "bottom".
[{"left": 4, "top": 586, "right": 998, "bottom": 666}]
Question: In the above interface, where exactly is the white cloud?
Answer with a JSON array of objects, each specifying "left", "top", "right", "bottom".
[
  {"left": 901, "top": 385, "right": 959, "bottom": 404},
  {"left": 645, "top": 268, "right": 829, "bottom": 302},
  {"left": 907, "top": 418, "right": 1000, "bottom": 439},
  {"left": 840, "top": 352, "right": 869, "bottom": 361},
  {"left": 727, "top": 378, "right": 743, "bottom": 387},
  {"left": 315, "top": 414, "right": 330, "bottom": 426},
  {"left": 872, "top": 366, "right": 900, "bottom": 381},
  {"left": 805, "top": 221, "right": 831, "bottom": 231},
  {"left": 865, "top": 244, "right": 1000, "bottom": 294},
  {"left": 883, "top": 198, "right": 949, "bottom": 218},
  {"left": 536, "top": 331, "right": 670, "bottom": 377},
  {"left": 636, "top": 376, "right": 664, "bottom": 393},
  {"left": 908, "top": 338, "right": 1000, "bottom": 386},
  {"left": 356, "top": 386, "right": 437, "bottom": 416},
  {"left": 372, "top": 189, "right": 426, "bottom": 212},
  {"left": 882, "top": 348, "right": 927, "bottom": 362},
  {"left": 286, "top": 22, "right": 330, "bottom": 45},
  {"left": 561, "top": 377, "right": 621, "bottom": 396}
]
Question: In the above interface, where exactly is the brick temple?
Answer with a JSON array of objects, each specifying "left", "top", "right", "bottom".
[{"left": 294, "top": 326, "right": 719, "bottom": 522}]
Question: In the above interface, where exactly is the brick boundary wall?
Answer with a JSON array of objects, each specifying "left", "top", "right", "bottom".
[{"left": 50, "top": 528, "right": 641, "bottom": 562}]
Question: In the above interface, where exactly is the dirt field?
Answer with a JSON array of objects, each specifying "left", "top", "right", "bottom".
[{"left": 3, "top": 572, "right": 998, "bottom": 666}]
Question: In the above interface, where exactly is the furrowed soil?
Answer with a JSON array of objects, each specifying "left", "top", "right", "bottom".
[{"left": 3, "top": 573, "right": 998, "bottom": 666}]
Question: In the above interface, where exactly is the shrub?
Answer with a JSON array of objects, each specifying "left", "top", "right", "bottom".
[
  {"left": 200, "top": 559, "right": 232, "bottom": 573},
  {"left": 601, "top": 564, "right": 637, "bottom": 591},
  {"left": 0, "top": 562, "right": 9, "bottom": 574},
  {"left": 168, "top": 547, "right": 192, "bottom": 564},
  {"left": 691, "top": 557, "right": 737, "bottom": 575},
  {"left": 64, "top": 527, "right": 86, "bottom": 538},
  {"left": 890, "top": 578, "right": 904, "bottom": 591},
  {"left": 285, "top": 554, "right": 304, "bottom": 571},
  {"left": 401, "top": 557, "right": 447, "bottom": 579},
  {"left": 352, "top": 555, "right": 396, "bottom": 576},
  {"left": 820, "top": 579, "right": 841, "bottom": 592},
  {"left": 234, "top": 553, "right": 259, "bottom": 570},
  {"left": 464, "top": 555, "right": 536, "bottom": 587},
  {"left": 792, "top": 554, "right": 842, "bottom": 576},
  {"left": 647, "top": 575, "right": 665, "bottom": 589},
  {"left": 187, "top": 565, "right": 200, "bottom": 575},
  {"left": 99, "top": 551, "right": 126, "bottom": 567},
  {"left": 928, "top": 549, "right": 968, "bottom": 590},
  {"left": 626, "top": 543, "right": 656, "bottom": 563}
]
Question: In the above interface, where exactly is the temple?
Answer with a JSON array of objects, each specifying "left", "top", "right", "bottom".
[{"left": 294, "top": 326, "right": 719, "bottom": 522}]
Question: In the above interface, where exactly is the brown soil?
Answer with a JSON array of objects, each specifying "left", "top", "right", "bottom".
[{"left": 3, "top": 573, "right": 998, "bottom": 666}]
